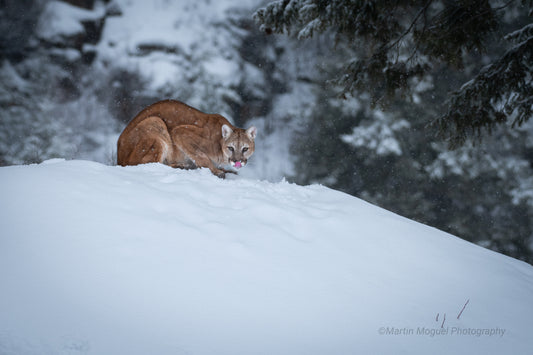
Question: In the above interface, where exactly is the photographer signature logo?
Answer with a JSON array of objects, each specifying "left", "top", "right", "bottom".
[{"left": 378, "top": 299, "right": 507, "bottom": 338}]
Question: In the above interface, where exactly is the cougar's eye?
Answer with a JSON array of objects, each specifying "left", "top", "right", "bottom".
[
  {"left": 242, "top": 147, "right": 248, "bottom": 153},
  {"left": 227, "top": 146, "right": 234, "bottom": 152}
]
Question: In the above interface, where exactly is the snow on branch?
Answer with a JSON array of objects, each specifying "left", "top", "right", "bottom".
[
  {"left": 435, "top": 36, "right": 533, "bottom": 147},
  {"left": 505, "top": 23, "right": 533, "bottom": 44}
]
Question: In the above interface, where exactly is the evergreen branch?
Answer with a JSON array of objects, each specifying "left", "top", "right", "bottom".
[
  {"left": 435, "top": 36, "right": 533, "bottom": 147},
  {"left": 381, "top": 0, "right": 433, "bottom": 54}
]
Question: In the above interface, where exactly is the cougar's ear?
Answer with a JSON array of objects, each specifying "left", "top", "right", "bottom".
[
  {"left": 246, "top": 126, "right": 257, "bottom": 140},
  {"left": 221, "top": 124, "right": 233, "bottom": 139}
]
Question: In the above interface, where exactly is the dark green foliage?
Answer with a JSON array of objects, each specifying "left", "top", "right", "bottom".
[
  {"left": 255, "top": 0, "right": 533, "bottom": 145},
  {"left": 414, "top": 0, "right": 499, "bottom": 67},
  {"left": 436, "top": 36, "right": 533, "bottom": 147}
]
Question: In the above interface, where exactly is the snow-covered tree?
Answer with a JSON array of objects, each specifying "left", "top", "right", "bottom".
[
  {"left": 254, "top": 0, "right": 533, "bottom": 145},
  {"left": 437, "top": 22, "right": 533, "bottom": 146}
]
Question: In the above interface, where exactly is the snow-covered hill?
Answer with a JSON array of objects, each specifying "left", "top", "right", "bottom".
[{"left": 1, "top": 160, "right": 532, "bottom": 354}]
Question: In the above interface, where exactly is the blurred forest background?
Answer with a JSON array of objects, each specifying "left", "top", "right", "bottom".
[{"left": 1, "top": 0, "right": 532, "bottom": 263}]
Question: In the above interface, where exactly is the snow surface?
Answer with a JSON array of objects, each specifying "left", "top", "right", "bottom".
[{"left": 1, "top": 160, "right": 533, "bottom": 354}]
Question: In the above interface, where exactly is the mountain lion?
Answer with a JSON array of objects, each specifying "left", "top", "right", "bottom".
[{"left": 117, "top": 100, "right": 257, "bottom": 178}]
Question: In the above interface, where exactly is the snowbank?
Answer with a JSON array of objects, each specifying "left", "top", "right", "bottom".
[{"left": 1, "top": 160, "right": 532, "bottom": 354}]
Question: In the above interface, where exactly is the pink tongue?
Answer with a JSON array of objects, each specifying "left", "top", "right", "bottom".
[{"left": 234, "top": 161, "right": 242, "bottom": 168}]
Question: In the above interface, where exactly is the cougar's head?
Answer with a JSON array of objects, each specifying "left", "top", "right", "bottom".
[{"left": 221, "top": 124, "right": 257, "bottom": 169}]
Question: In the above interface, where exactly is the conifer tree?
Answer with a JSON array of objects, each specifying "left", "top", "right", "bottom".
[{"left": 254, "top": 0, "right": 533, "bottom": 145}]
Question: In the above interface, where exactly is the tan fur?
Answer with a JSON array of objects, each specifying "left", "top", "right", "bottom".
[{"left": 117, "top": 100, "right": 257, "bottom": 178}]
